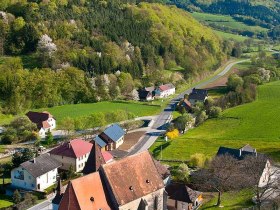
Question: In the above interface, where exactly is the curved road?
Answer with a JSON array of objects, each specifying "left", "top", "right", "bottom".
[{"left": 128, "top": 59, "right": 249, "bottom": 155}]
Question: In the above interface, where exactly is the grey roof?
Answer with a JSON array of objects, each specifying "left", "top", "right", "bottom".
[
  {"left": 241, "top": 144, "right": 256, "bottom": 153},
  {"left": 103, "top": 124, "right": 125, "bottom": 142},
  {"left": 217, "top": 145, "right": 258, "bottom": 160},
  {"left": 21, "top": 153, "right": 61, "bottom": 178},
  {"left": 189, "top": 88, "right": 208, "bottom": 101},
  {"left": 166, "top": 183, "right": 202, "bottom": 203},
  {"left": 95, "top": 136, "right": 107, "bottom": 147}
]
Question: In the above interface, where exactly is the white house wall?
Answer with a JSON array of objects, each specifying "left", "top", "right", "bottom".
[{"left": 11, "top": 167, "right": 58, "bottom": 191}]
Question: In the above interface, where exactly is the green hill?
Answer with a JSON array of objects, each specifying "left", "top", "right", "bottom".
[
  {"left": 150, "top": 80, "right": 280, "bottom": 161},
  {"left": 161, "top": 0, "right": 280, "bottom": 39}
]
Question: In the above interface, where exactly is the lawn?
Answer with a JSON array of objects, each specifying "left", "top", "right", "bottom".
[
  {"left": 0, "top": 195, "right": 13, "bottom": 208},
  {"left": 213, "top": 30, "right": 249, "bottom": 41},
  {"left": 35, "top": 101, "right": 164, "bottom": 125},
  {"left": 201, "top": 189, "right": 254, "bottom": 210},
  {"left": 150, "top": 80, "right": 280, "bottom": 162}
]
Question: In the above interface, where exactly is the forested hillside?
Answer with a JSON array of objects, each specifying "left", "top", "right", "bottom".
[
  {"left": 163, "top": 0, "right": 280, "bottom": 39},
  {"left": 0, "top": 0, "right": 227, "bottom": 114}
]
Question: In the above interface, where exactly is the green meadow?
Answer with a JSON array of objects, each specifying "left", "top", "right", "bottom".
[
  {"left": 150, "top": 80, "right": 280, "bottom": 162},
  {"left": 35, "top": 101, "right": 163, "bottom": 125}
]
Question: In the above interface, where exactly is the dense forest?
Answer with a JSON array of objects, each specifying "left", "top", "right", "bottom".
[
  {"left": 0, "top": 0, "right": 229, "bottom": 114},
  {"left": 161, "top": 0, "right": 280, "bottom": 39}
]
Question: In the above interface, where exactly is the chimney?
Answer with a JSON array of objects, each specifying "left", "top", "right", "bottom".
[
  {"left": 239, "top": 149, "right": 242, "bottom": 157},
  {"left": 68, "top": 143, "right": 71, "bottom": 149},
  {"left": 33, "top": 158, "right": 36, "bottom": 163}
]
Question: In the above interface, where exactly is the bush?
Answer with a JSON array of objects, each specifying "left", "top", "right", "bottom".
[
  {"left": 166, "top": 129, "right": 179, "bottom": 139},
  {"left": 1, "top": 134, "right": 14, "bottom": 144},
  {"left": 195, "top": 111, "right": 208, "bottom": 126},
  {"left": 209, "top": 106, "right": 222, "bottom": 118},
  {"left": 189, "top": 153, "right": 206, "bottom": 168},
  {"left": 173, "top": 163, "right": 190, "bottom": 183}
]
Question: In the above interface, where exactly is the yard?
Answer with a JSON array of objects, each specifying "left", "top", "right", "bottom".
[
  {"left": 201, "top": 189, "right": 254, "bottom": 210},
  {"left": 0, "top": 195, "right": 13, "bottom": 208},
  {"left": 150, "top": 80, "right": 280, "bottom": 162}
]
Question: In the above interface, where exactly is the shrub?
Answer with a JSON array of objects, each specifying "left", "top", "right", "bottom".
[
  {"left": 166, "top": 129, "right": 179, "bottom": 139},
  {"left": 189, "top": 153, "right": 206, "bottom": 168},
  {"left": 173, "top": 163, "right": 190, "bottom": 183},
  {"left": 195, "top": 111, "right": 208, "bottom": 126},
  {"left": 209, "top": 106, "right": 222, "bottom": 118},
  {"left": 1, "top": 134, "right": 14, "bottom": 144}
]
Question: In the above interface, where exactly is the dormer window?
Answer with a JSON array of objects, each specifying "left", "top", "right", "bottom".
[{"left": 129, "top": 186, "right": 134, "bottom": 191}]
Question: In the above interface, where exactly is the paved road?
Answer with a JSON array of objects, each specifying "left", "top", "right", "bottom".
[
  {"left": 28, "top": 195, "right": 54, "bottom": 210},
  {"left": 129, "top": 59, "right": 249, "bottom": 155}
]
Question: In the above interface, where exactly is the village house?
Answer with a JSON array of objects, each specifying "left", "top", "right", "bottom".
[
  {"left": 217, "top": 144, "right": 271, "bottom": 187},
  {"left": 188, "top": 88, "right": 208, "bottom": 105},
  {"left": 178, "top": 99, "right": 192, "bottom": 113},
  {"left": 166, "top": 183, "right": 203, "bottom": 210},
  {"left": 11, "top": 153, "right": 61, "bottom": 191},
  {"left": 57, "top": 151, "right": 167, "bottom": 210},
  {"left": 94, "top": 124, "right": 126, "bottom": 151},
  {"left": 82, "top": 141, "right": 113, "bottom": 175},
  {"left": 26, "top": 111, "right": 56, "bottom": 138},
  {"left": 156, "top": 83, "right": 176, "bottom": 98},
  {"left": 138, "top": 89, "right": 154, "bottom": 101},
  {"left": 49, "top": 139, "right": 93, "bottom": 172}
]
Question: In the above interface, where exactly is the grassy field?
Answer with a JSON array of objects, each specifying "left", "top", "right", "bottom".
[
  {"left": 213, "top": 30, "right": 249, "bottom": 41},
  {"left": 202, "top": 189, "right": 254, "bottom": 209},
  {"left": 150, "top": 80, "right": 280, "bottom": 162},
  {"left": 192, "top": 12, "right": 268, "bottom": 33},
  {"left": 0, "top": 195, "right": 13, "bottom": 208},
  {"left": 35, "top": 101, "right": 164, "bottom": 125}
]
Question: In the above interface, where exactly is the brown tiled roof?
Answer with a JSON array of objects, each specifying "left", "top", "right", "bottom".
[
  {"left": 26, "top": 111, "right": 53, "bottom": 129},
  {"left": 153, "top": 159, "right": 171, "bottom": 180},
  {"left": 101, "top": 151, "right": 164, "bottom": 206},
  {"left": 59, "top": 173, "right": 111, "bottom": 210},
  {"left": 49, "top": 139, "right": 92, "bottom": 158},
  {"left": 82, "top": 142, "right": 106, "bottom": 174}
]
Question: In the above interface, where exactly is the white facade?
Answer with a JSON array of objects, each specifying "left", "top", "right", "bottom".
[
  {"left": 259, "top": 160, "right": 271, "bottom": 187},
  {"left": 38, "top": 117, "right": 56, "bottom": 138},
  {"left": 161, "top": 88, "right": 176, "bottom": 98},
  {"left": 50, "top": 153, "right": 90, "bottom": 172},
  {"left": 11, "top": 167, "right": 58, "bottom": 191}
]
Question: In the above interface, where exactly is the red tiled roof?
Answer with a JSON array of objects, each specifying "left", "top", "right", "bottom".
[
  {"left": 101, "top": 151, "right": 164, "bottom": 206},
  {"left": 50, "top": 139, "right": 93, "bottom": 158},
  {"left": 101, "top": 151, "right": 113, "bottom": 163},
  {"left": 59, "top": 173, "right": 111, "bottom": 210},
  {"left": 26, "top": 111, "right": 53, "bottom": 129},
  {"left": 159, "top": 83, "right": 175, "bottom": 91},
  {"left": 183, "top": 99, "right": 192, "bottom": 108}
]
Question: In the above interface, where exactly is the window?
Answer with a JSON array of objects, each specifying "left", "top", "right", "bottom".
[
  {"left": 154, "top": 196, "right": 158, "bottom": 210},
  {"left": 62, "top": 156, "right": 64, "bottom": 159}
]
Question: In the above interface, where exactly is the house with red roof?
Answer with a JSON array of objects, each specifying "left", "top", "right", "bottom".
[
  {"left": 156, "top": 83, "right": 176, "bottom": 98},
  {"left": 49, "top": 139, "right": 93, "bottom": 172},
  {"left": 57, "top": 151, "right": 166, "bottom": 210},
  {"left": 26, "top": 111, "right": 56, "bottom": 138}
]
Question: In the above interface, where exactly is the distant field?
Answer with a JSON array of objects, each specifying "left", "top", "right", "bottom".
[
  {"left": 192, "top": 12, "right": 268, "bottom": 33},
  {"left": 35, "top": 101, "right": 163, "bottom": 125},
  {"left": 213, "top": 30, "right": 248, "bottom": 41},
  {"left": 150, "top": 80, "right": 280, "bottom": 162}
]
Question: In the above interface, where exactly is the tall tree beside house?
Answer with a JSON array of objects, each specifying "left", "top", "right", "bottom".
[
  {"left": 67, "top": 164, "right": 75, "bottom": 179},
  {"left": 45, "top": 130, "right": 54, "bottom": 145},
  {"left": 241, "top": 155, "right": 280, "bottom": 210},
  {"left": 13, "top": 190, "right": 22, "bottom": 204},
  {"left": 12, "top": 148, "right": 34, "bottom": 168},
  {"left": 192, "top": 155, "right": 243, "bottom": 207}
]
